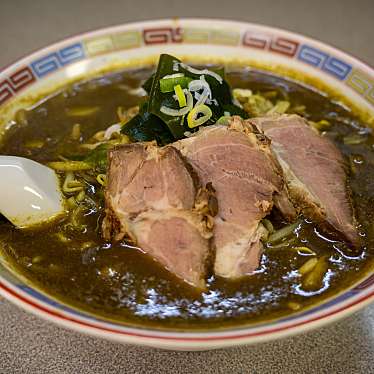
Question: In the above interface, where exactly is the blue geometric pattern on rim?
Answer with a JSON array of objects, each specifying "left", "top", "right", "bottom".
[
  {"left": 297, "top": 45, "right": 352, "bottom": 80},
  {"left": 31, "top": 42, "right": 85, "bottom": 78},
  {"left": 57, "top": 42, "right": 86, "bottom": 66},
  {"left": 31, "top": 53, "right": 60, "bottom": 78},
  {"left": 297, "top": 45, "right": 329, "bottom": 67},
  {"left": 322, "top": 57, "right": 352, "bottom": 80}
]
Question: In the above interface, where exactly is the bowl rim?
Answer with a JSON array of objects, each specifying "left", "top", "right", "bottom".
[
  {"left": 0, "top": 17, "right": 373, "bottom": 349},
  {"left": 1, "top": 17, "right": 373, "bottom": 73}
]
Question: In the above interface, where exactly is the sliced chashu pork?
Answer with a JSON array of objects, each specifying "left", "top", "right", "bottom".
[
  {"left": 102, "top": 142, "right": 214, "bottom": 288},
  {"left": 251, "top": 114, "right": 359, "bottom": 247},
  {"left": 175, "top": 117, "right": 284, "bottom": 278}
]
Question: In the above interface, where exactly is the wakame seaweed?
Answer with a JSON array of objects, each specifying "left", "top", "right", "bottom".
[
  {"left": 122, "top": 54, "right": 247, "bottom": 141},
  {"left": 121, "top": 103, "right": 174, "bottom": 146}
]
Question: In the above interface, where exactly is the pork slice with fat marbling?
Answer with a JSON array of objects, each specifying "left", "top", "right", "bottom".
[
  {"left": 175, "top": 117, "right": 283, "bottom": 278},
  {"left": 250, "top": 114, "right": 359, "bottom": 247},
  {"left": 103, "top": 142, "right": 214, "bottom": 289}
]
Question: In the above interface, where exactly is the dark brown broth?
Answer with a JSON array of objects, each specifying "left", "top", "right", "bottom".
[{"left": 0, "top": 67, "right": 373, "bottom": 330}]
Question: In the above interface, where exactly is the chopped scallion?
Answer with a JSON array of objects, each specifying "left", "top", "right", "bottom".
[
  {"left": 187, "top": 104, "right": 213, "bottom": 128},
  {"left": 159, "top": 76, "right": 193, "bottom": 93},
  {"left": 174, "top": 84, "right": 187, "bottom": 107}
]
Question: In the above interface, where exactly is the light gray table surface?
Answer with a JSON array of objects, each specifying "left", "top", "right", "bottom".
[{"left": 1, "top": 0, "right": 373, "bottom": 373}]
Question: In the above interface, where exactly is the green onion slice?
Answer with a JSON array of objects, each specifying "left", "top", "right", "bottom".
[
  {"left": 160, "top": 76, "right": 193, "bottom": 93},
  {"left": 187, "top": 104, "right": 213, "bottom": 128},
  {"left": 174, "top": 84, "right": 186, "bottom": 107}
]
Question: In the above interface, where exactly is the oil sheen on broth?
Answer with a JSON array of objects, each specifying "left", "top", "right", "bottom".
[{"left": 0, "top": 67, "right": 373, "bottom": 330}]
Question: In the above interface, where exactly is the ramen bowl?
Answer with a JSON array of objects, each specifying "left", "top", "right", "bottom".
[{"left": 0, "top": 18, "right": 373, "bottom": 351}]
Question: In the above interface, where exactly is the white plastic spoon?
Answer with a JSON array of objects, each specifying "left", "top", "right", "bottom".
[{"left": 0, "top": 156, "right": 65, "bottom": 228}]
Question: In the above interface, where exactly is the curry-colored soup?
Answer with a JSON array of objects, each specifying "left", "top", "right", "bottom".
[{"left": 0, "top": 66, "right": 373, "bottom": 330}]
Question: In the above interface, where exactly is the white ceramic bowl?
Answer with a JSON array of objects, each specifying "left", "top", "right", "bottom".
[{"left": 0, "top": 18, "right": 373, "bottom": 351}]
